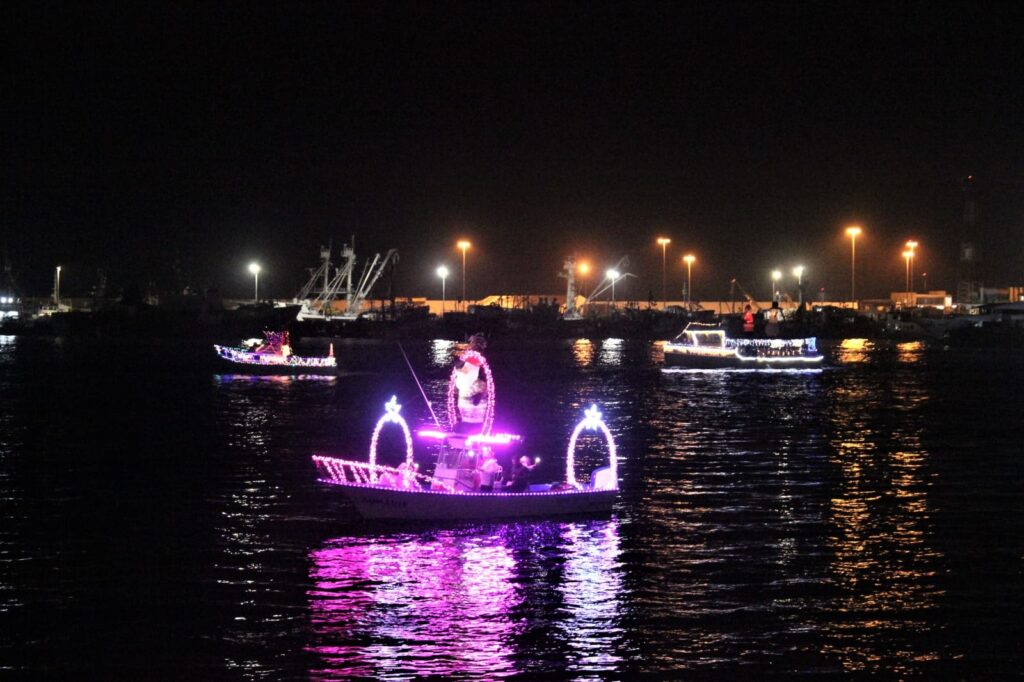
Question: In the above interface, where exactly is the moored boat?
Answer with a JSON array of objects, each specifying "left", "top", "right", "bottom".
[
  {"left": 214, "top": 331, "right": 337, "bottom": 374},
  {"left": 663, "top": 322, "right": 823, "bottom": 369}
]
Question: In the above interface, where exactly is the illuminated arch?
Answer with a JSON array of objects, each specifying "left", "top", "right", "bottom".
[
  {"left": 565, "top": 405, "right": 618, "bottom": 489},
  {"left": 368, "top": 396, "right": 414, "bottom": 482},
  {"left": 446, "top": 349, "right": 495, "bottom": 435}
]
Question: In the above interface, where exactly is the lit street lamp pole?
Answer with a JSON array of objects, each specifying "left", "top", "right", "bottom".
[
  {"left": 771, "top": 269, "right": 782, "bottom": 301},
  {"left": 846, "top": 226, "right": 862, "bottom": 304},
  {"left": 683, "top": 254, "right": 695, "bottom": 308},
  {"left": 55, "top": 265, "right": 62, "bottom": 305},
  {"left": 792, "top": 265, "right": 805, "bottom": 307},
  {"left": 248, "top": 262, "right": 261, "bottom": 303},
  {"left": 905, "top": 240, "right": 918, "bottom": 293},
  {"left": 578, "top": 261, "right": 590, "bottom": 299},
  {"left": 903, "top": 250, "right": 913, "bottom": 304},
  {"left": 436, "top": 265, "right": 449, "bottom": 314},
  {"left": 657, "top": 237, "right": 671, "bottom": 310},
  {"left": 457, "top": 240, "right": 471, "bottom": 310},
  {"left": 606, "top": 269, "right": 620, "bottom": 308}
]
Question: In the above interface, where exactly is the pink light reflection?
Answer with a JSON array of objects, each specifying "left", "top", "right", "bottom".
[
  {"left": 306, "top": 520, "right": 625, "bottom": 678},
  {"left": 307, "top": 532, "right": 518, "bottom": 678}
]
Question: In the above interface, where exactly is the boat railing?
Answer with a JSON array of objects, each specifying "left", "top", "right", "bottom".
[{"left": 313, "top": 455, "right": 454, "bottom": 492}]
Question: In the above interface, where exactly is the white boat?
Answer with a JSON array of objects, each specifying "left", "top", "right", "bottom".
[
  {"left": 312, "top": 351, "right": 619, "bottom": 521},
  {"left": 664, "top": 322, "right": 824, "bottom": 368},
  {"left": 214, "top": 331, "right": 336, "bottom": 374}
]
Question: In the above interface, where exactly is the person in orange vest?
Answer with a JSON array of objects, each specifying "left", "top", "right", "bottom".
[{"left": 742, "top": 304, "right": 756, "bottom": 338}]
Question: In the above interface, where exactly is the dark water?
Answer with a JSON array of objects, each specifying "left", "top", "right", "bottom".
[{"left": 1, "top": 335, "right": 1022, "bottom": 678}]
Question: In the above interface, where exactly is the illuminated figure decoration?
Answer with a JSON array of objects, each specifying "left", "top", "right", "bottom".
[
  {"left": 566, "top": 405, "right": 618, "bottom": 489},
  {"left": 662, "top": 322, "right": 823, "bottom": 369},
  {"left": 446, "top": 335, "right": 494, "bottom": 435},
  {"left": 367, "top": 396, "right": 415, "bottom": 484},
  {"left": 312, "top": 404, "right": 619, "bottom": 521},
  {"left": 214, "top": 331, "right": 336, "bottom": 374}
]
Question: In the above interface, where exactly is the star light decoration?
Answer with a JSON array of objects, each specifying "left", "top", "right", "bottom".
[
  {"left": 565, "top": 404, "right": 618, "bottom": 489},
  {"left": 369, "top": 395, "right": 414, "bottom": 481}
]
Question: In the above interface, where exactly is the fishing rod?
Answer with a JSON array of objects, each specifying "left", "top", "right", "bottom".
[{"left": 397, "top": 341, "right": 444, "bottom": 431}]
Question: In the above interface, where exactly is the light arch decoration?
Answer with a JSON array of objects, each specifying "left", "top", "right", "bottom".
[
  {"left": 368, "top": 395, "right": 414, "bottom": 482},
  {"left": 446, "top": 349, "right": 495, "bottom": 435},
  {"left": 565, "top": 404, "right": 618, "bottom": 489}
]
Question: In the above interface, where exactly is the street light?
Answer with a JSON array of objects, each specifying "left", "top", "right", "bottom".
[
  {"left": 792, "top": 265, "right": 805, "bottom": 306},
  {"left": 436, "top": 265, "right": 449, "bottom": 314},
  {"left": 905, "top": 240, "right": 918, "bottom": 293},
  {"left": 902, "top": 249, "right": 913, "bottom": 304},
  {"left": 578, "top": 261, "right": 590, "bottom": 298},
  {"left": 248, "top": 262, "right": 261, "bottom": 303},
  {"left": 657, "top": 237, "right": 671, "bottom": 310},
  {"left": 771, "top": 269, "right": 782, "bottom": 301},
  {"left": 683, "top": 254, "right": 696, "bottom": 307},
  {"left": 606, "top": 269, "right": 620, "bottom": 307},
  {"left": 55, "top": 265, "right": 62, "bottom": 305},
  {"left": 846, "top": 225, "right": 862, "bottom": 303},
  {"left": 457, "top": 240, "right": 471, "bottom": 310}
]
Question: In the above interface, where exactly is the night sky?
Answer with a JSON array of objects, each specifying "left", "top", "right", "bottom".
[{"left": 5, "top": 2, "right": 1024, "bottom": 301}]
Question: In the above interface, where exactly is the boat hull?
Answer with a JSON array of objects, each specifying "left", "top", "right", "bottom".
[
  {"left": 321, "top": 480, "right": 617, "bottom": 520},
  {"left": 663, "top": 347, "right": 823, "bottom": 369}
]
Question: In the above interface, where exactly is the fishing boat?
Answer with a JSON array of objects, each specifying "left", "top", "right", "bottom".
[
  {"left": 663, "top": 322, "right": 824, "bottom": 369},
  {"left": 214, "top": 331, "right": 337, "bottom": 374},
  {"left": 312, "top": 350, "right": 618, "bottom": 520}
]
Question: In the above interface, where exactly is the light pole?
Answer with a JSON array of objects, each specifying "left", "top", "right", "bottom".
[
  {"left": 606, "top": 269, "right": 620, "bottom": 309},
  {"left": 248, "top": 262, "right": 260, "bottom": 303},
  {"left": 846, "top": 225, "right": 862, "bottom": 304},
  {"left": 771, "top": 269, "right": 782, "bottom": 301},
  {"left": 657, "top": 237, "right": 671, "bottom": 309},
  {"left": 902, "top": 249, "right": 913, "bottom": 305},
  {"left": 436, "top": 265, "right": 449, "bottom": 314},
  {"left": 905, "top": 240, "right": 918, "bottom": 293},
  {"left": 792, "top": 265, "right": 805, "bottom": 307},
  {"left": 457, "top": 240, "right": 471, "bottom": 310},
  {"left": 683, "top": 254, "right": 695, "bottom": 307},
  {"left": 578, "top": 261, "right": 590, "bottom": 299},
  {"left": 55, "top": 265, "right": 62, "bottom": 305}
]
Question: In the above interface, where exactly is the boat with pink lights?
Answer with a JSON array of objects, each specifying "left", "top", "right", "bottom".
[
  {"left": 214, "top": 331, "right": 337, "bottom": 374},
  {"left": 663, "top": 322, "right": 823, "bottom": 369},
  {"left": 312, "top": 346, "right": 619, "bottom": 520}
]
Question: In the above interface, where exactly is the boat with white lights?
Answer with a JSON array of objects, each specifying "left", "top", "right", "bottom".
[
  {"left": 312, "top": 349, "right": 618, "bottom": 521},
  {"left": 214, "top": 331, "right": 337, "bottom": 374},
  {"left": 663, "top": 322, "right": 824, "bottom": 369}
]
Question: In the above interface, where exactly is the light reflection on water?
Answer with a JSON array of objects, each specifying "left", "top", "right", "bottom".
[{"left": 307, "top": 520, "right": 623, "bottom": 679}]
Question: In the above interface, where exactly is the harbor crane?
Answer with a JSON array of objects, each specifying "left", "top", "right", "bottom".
[
  {"left": 561, "top": 255, "right": 635, "bottom": 319},
  {"left": 296, "top": 239, "right": 398, "bottom": 321}
]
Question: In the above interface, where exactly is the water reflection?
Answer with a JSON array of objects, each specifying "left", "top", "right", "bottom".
[
  {"left": 307, "top": 519, "right": 624, "bottom": 679},
  {"left": 598, "top": 338, "right": 623, "bottom": 366},
  {"left": 837, "top": 338, "right": 873, "bottom": 364},
  {"left": 431, "top": 339, "right": 458, "bottom": 368},
  {"left": 824, "top": 356, "right": 946, "bottom": 673},
  {"left": 571, "top": 339, "right": 594, "bottom": 367},
  {"left": 896, "top": 341, "right": 924, "bottom": 364}
]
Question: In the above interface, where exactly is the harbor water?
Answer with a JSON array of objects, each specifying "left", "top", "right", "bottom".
[{"left": 1, "top": 335, "right": 1021, "bottom": 677}]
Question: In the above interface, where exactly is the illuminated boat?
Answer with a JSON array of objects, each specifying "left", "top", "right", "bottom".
[
  {"left": 214, "top": 331, "right": 337, "bottom": 374},
  {"left": 663, "top": 322, "right": 824, "bottom": 369},
  {"left": 312, "top": 350, "right": 618, "bottom": 520}
]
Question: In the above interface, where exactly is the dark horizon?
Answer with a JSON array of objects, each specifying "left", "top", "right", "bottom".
[{"left": 5, "top": 3, "right": 1024, "bottom": 302}]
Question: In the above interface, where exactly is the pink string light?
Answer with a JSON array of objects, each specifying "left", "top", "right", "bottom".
[
  {"left": 446, "top": 349, "right": 495, "bottom": 435},
  {"left": 368, "top": 396, "right": 414, "bottom": 482}
]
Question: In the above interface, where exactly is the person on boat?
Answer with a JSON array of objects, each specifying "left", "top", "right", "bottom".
[
  {"left": 765, "top": 301, "right": 782, "bottom": 338},
  {"left": 507, "top": 455, "right": 536, "bottom": 492},
  {"left": 478, "top": 453, "right": 503, "bottom": 492},
  {"left": 742, "top": 304, "right": 756, "bottom": 338}
]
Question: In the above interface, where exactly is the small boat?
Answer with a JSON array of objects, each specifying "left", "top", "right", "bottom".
[
  {"left": 663, "top": 322, "right": 824, "bottom": 369},
  {"left": 214, "top": 331, "right": 336, "bottom": 374},
  {"left": 312, "top": 350, "right": 618, "bottom": 521}
]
